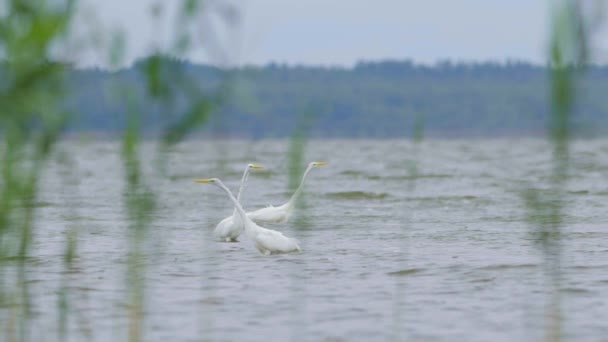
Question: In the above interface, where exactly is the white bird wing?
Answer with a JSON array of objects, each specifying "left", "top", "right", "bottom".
[
  {"left": 247, "top": 205, "right": 287, "bottom": 224},
  {"left": 256, "top": 228, "right": 299, "bottom": 253},
  {"left": 214, "top": 215, "right": 241, "bottom": 239}
]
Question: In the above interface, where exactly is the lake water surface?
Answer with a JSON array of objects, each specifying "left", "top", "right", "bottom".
[{"left": 3, "top": 139, "right": 608, "bottom": 341}]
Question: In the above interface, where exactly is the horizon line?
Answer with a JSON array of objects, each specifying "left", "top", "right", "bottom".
[{"left": 70, "top": 55, "right": 608, "bottom": 72}]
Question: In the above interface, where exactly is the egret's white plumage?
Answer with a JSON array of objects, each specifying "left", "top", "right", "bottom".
[
  {"left": 213, "top": 163, "right": 263, "bottom": 242},
  {"left": 247, "top": 161, "right": 327, "bottom": 224},
  {"left": 195, "top": 178, "right": 301, "bottom": 255}
]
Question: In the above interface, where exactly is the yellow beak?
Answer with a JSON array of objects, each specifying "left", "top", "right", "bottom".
[
  {"left": 313, "top": 162, "right": 328, "bottom": 167},
  {"left": 193, "top": 179, "right": 212, "bottom": 183},
  {"left": 250, "top": 164, "right": 264, "bottom": 169}
]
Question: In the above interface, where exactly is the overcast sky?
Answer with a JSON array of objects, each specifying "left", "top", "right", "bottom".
[{"left": 71, "top": 0, "right": 606, "bottom": 68}]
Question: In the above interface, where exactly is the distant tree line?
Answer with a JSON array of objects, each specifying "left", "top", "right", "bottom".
[{"left": 64, "top": 58, "right": 608, "bottom": 138}]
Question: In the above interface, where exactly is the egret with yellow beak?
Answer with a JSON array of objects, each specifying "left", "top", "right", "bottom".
[
  {"left": 211, "top": 163, "right": 264, "bottom": 242},
  {"left": 247, "top": 161, "right": 327, "bottom": 224},
  {"left": 195, "top": 178, "right": 301, "bottom": 254}
]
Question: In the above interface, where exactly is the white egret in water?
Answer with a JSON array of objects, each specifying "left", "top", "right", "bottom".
[
  {"left": 195, "top": 178, "right": 301, "bottom": 255},
  {"left": 247, "top": 161, "right": 327, "bottom": 224},
  {"left": 213, "top": 163, "right": 264, "bottom": 242}
]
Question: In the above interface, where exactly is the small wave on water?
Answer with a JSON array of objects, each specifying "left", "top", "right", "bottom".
[
  {"left": 339, "top": 170, "right": 368, "bottom": 177},
  {"left": 368, "top": 174, "right": 454, "bottom": 181},
  {"left": 387, "top": 268, "right": 424, "bottom": 276},
  {"left": 339, "top": 170, "right": 453, "bottom": 181},
  {"left": 568, "top": 190, "right": 590, "bottom": 195},
  {"left": 403, "top": 195, "right": 488, "bottom": 204},
  {"left": 13, "top": 201, "right": 55, "bottom": 209},
  {"left": 477, "top": 263, "right": 538, "bottom": 271},
  {"left": 560, "top": 287, "right": 592, "bottom": 294},
  {"left": 168, "top": 170, "right": 276, "bottom": 181},
  {"left": 326, "top": 191, "right": 391, "bottom": 200}
]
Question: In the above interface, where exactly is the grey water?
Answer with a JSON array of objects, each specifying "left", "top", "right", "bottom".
[{"left": 3, "top": 139, "right": 608, "bottom": 341}]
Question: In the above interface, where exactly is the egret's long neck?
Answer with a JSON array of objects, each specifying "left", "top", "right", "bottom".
[
  {"left": 232, "top": 167, "right": 250, "bottom": 218},
  {"left": 286, "top": 164, "right": 313, "bottom": 209},
  {"left": 216, "top": 180, "right": 256, "bottom": 229}
]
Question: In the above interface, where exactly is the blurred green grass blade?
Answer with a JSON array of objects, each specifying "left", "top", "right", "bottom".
[{"left": 163, "top": 98, "right": 214, "bottom": 145}]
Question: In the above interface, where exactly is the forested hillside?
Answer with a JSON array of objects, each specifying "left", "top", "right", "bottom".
[{"left": 66, "top": 59, "right": 608, "bottom": 138}]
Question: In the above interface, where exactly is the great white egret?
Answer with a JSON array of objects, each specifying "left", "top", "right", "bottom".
[
  {"left": 212, "top": 163, "right": 264, "bottom": 242},
  {"left": 194, "top": 178, "right": 301, "bottom": 255},
  {"left": 247, "top": 161, "right": 327, "bottom": 224}
]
